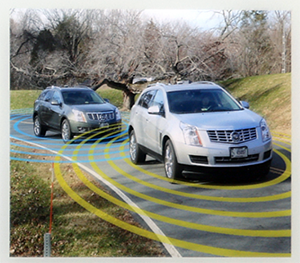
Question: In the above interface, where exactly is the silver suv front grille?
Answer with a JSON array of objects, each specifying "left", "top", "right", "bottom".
[
  {"left": 207, "top": 128, "right": 257, "bottom": 144},
  {"left": 87, "top": 111, "right": 114, "bottom": 122}
]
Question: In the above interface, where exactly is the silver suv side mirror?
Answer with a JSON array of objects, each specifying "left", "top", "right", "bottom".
[
  {"left": 148, "top": 105, "right": 160, "bottom": 115},
  {"left": 240, "top": 101, "right": 249, "bottom": 109}
]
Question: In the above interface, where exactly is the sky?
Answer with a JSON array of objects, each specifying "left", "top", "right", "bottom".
[
  {"left": 142, "top": 9, "right": 222, "bottom": 30},
  {"left": 10, "top": 8, "right": 224, "bottom": 32}
]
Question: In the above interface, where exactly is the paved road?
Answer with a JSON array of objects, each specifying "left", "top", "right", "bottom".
[{"left": 10, "top": 112, "right": 291, "bottom": 257}]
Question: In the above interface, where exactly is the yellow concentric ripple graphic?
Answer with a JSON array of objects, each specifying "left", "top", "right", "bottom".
[{"left": 54, "top": 125, "right": 291, "bottom": 257}]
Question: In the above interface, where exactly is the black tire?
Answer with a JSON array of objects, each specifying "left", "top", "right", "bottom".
[
  {"left": 129, "top": 130, "right": 146, "bottom": 164},
  {"left": 33, "top": 115, "right": 46, "bottom": 137},
  {"left": 61, "top": 119, "right": 74, "bottom": 143},
  {"left": 164, "top": 140, "right": 183, "bottom": 180},
  {"left": 254, "top": 159, "right": 272, "bottom": 180}
]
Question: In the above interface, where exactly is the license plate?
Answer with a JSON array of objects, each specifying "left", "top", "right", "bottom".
[
  {"left": 99, "top": 122, "right": 109, "bottom": 128},
  {"left": 230, "top": 147, "right": 248, "bottom": 158}
]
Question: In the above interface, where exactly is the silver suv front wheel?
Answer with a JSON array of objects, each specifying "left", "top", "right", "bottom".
[{"left": 164, "top": 140, "right": 183, "bottom": 180}]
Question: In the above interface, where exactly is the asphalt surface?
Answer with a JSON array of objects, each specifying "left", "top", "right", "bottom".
[{"left": 10, "top": 111, "right": 291, "bottom": 258}]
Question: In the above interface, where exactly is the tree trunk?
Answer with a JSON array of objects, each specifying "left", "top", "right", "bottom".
[
  {"left": 92, "top": 78, "right": 136, "bottom": 110},
  {"left": 123, "top": 89, "right": 136, "bottom": 110}
]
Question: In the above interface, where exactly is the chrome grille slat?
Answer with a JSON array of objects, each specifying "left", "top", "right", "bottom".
[
  {"left": 87, "top": 111, "right": 114, "bottom": 121},
  {"left": 207, "top": 128, "right": 257, "bottom": 144}
]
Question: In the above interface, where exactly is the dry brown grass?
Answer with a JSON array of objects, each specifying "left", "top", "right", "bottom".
[{"left": 10, "top": 140, "right": 166, "bottom": 257}]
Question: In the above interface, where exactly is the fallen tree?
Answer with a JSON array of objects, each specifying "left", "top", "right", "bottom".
[{"left": 91, "top": 78, "right": 138, "bottom": 110}]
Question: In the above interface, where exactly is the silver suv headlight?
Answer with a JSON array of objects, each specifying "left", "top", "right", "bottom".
[
  {"left": 260, "top": 118, "right": 271, "bottom": 142},
  {"left": 180, "top": 122, "right": 202, "bottom": 146},
  {"left": 72, "top": 109, "right": 87, "bottom": 123}
]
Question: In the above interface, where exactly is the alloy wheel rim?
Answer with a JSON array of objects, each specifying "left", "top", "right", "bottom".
[
  {"left": 129, "top": 134, "right": 137, "bottom": 161},
  {"left": 34, "top": 118, "right": 40, "bottom": 135},
  {"left": 62, "top": 122, "right": 69, "bottom": 141},
  {"left": 165, "top": 145, "right": 174, "bottom": 178}
]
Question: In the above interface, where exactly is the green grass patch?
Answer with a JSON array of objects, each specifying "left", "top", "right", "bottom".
[
  {"left": 10, "top": 90, "right": 42, "bottom": 110},
  {"left": 96, "top": 88, "right": 124, "bottom": 108},
  {"left": 220, "top": 73, "right": 291, "bottom": 134},
  {"left": 10, "top": 88, "right": 124, "bottom": 110}
]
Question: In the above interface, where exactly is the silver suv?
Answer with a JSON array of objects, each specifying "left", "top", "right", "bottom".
[{"left": 128, "top": 82, "right": 272, "bottom": 180}]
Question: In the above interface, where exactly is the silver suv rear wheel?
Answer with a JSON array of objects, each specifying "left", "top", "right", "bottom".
[{"left": 129, "top": 130, "right": 146, "bottom": 164}]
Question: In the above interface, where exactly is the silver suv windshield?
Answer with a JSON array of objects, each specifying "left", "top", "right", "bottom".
[
  {"left": 167, "top": 89, "right": 242, "bottom": 114},
  {"left": 61, "top": 90, "right": 105, "bottom": 105}
]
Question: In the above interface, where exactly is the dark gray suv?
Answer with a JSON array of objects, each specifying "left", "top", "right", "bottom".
[{"left": 33, "top": 86, "right": 122, "bottom": 142}]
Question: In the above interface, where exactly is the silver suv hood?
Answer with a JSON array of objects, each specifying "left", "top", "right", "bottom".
[{"left": 175, "top": 109, "right": 262, "bottom": 130}]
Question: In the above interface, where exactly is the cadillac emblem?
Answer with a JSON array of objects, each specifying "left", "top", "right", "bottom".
[{"left": 231, "top": 131, "right": 242, "bottom": 143}]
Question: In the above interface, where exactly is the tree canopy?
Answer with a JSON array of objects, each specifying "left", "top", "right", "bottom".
[{"left": 10, "top": 9, "right": 291, "bottom": 109}]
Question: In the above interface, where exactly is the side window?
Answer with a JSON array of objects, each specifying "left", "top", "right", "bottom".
[
  {"left": 138, "top": 90, "right": 157, "bottom": 109},
  {"left": 150, "top": 89, "right": 165, "bottom": 112},
  {"left": 44, "top": 90, "right": 54, "bottom": 102},
  {"left": 38, "top": 90, "right": 48, "bottom": 101},
  {"left": 52, "top": 91, "right": 62, "bottom": 104},
  {"left": 137, "top": 93, "right": 146, "bottom": 107}
]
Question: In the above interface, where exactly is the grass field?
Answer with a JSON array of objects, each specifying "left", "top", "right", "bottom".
[
  {"left": 9, "top": 88, "right": 124, "bottom": 110},
  {"left": 221, "top": 73, "right": 291, "bottom": 135}
]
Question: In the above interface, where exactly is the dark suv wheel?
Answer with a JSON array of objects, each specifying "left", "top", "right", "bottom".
[
  {"left": 61, "top": 119, "right": 74, "bottom": 143},
  {"left": 33, "top": 115, "right": 46, "bottom": 137}
]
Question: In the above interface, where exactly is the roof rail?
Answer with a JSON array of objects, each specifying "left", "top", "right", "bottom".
[
  {"left": 176, "top": 80, "right": 192, "bottom": 84},
  {"left": 46, "top": 85, "right": 60, "bottom": 89},
  {"left": 191, "top": 81, "right": 218, "bottom": 86},
  {"left": 146, "top": 82, "right": 167, "bottom": 88}
]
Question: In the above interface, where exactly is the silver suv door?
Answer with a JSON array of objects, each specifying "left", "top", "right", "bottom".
[
  {"left": 132, "top": 89, "right": 157, "bottom": 147},
  {"left": 144, "top": 89, "right": 167, "bottom": 154}
]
